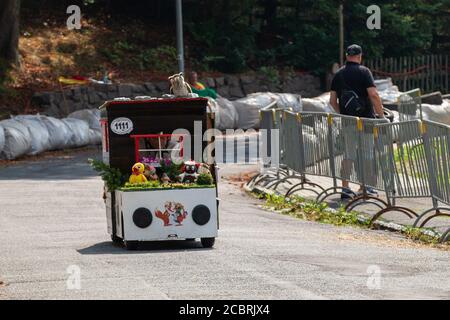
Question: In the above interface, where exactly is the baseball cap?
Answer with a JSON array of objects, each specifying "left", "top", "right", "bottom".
[{"left": 346, "top": 44, "right": 362, "bottom": 56}]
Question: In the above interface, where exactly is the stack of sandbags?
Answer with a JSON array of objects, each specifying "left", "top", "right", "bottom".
[
  {"left": 0, "top": 108, "right": 102, "bottom": 160},
  {"left": 213, "top": 92, "right": 303, "bottom": 130},
  {"left": 0, "top": 119, "right": 32, "bottom": 160},
  {"left": 68, "top": 109, "right": 102, "bottom": 145},
  {"left": 13, "top": 115, "right": 51, "bottom": 155}
]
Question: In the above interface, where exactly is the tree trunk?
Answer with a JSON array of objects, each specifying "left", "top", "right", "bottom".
[{"left": 0, "top": 0, "right": 20, "bottom": 66}]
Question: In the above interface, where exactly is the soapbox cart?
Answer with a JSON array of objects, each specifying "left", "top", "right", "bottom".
[{"left": 99, "top": 98, "right": 218, "bottom": 250}]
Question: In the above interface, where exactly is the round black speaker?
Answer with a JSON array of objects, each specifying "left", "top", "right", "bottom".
[
  {"left": 132, "top": 208, "right": 152, "bottom": 228},
  {"left": 192, "top": 205, "right": 211, "bottom": 226}
]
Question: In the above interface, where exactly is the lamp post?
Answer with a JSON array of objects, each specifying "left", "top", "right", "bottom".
[
  {"left": 339, "top": 3, "right": 344, "bottom": 66},
  {"left": 176, "top": 0, "right": 185, "bottom": 74}
]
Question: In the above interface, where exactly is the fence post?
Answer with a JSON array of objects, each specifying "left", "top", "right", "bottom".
[
  {"left": 327, "top": 113, "right": 337, "bottom": 189},
  {"left": 356, "top": 117, "right": 366, "bottom": 192},
  {"left": 296, "top": 113, "right": 306, "bottom": 182},
  {"left": 421, "top": 121, "right": 439, "bottom": 209}
]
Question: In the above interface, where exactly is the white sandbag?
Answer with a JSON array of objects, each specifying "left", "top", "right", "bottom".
[
  {"left": 236, "top": 92, "right": 302, "bottom": 111},
  {"left": 275, "top": 93, "right": 303, "bottom": 111},
  {"left": 0, "top": 124, "right": 4, "bottom": 155},
  {"left": 13, "top": 115, "right": 51, "bottom": 155},
  {"left": 236, "top": 93, "right": 274, "bottom": 109},
  {"left": 375, "top": 78, "right": 401, "bottom": 103},
  {"left": 233, "top": 101, "right": 260, "bottom": 129},
  {"left": 88, "top": 129, "right": 102, "bottom": 145},
  {"left": 62, "top": 118, "right": 91, "bottom": 147},
  {"left": 40, "top": 116, "right": 72, "bottom": 150},
  {"left": 0, "top": 119, "right": 32, "bottom": 160},
  {"left": 215, "top": 97, "right": 239, "bottom": 130},
  {"left": 68, "top": 109, "right": 101, "bottom": 131},
  {"left": 422, "top": 100, "right": 450, "bottom": 125},
  {"left": 302, "top": 98, "right": 335, "bottom": 113}
]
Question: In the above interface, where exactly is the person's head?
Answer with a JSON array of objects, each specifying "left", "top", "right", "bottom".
[
  {"left": 346, "top": 44, "right": 362, "bottom": 64},
  {"left": 189, "top": 71, "right": 198, "bottom": 83}
]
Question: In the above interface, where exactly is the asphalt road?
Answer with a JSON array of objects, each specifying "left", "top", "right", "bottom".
[{"left": 0, "top": 147, "right": 449, "bottom": 300}]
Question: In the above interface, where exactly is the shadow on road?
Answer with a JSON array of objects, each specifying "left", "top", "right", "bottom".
[
  {"left": 0, "top": 148, "right": 101, "bottom": 181},
  {"left": 78, "top": 240, "right": 213, "bottom": 255}
]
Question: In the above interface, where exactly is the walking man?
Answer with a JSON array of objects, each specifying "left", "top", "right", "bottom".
[{"left": 329, "top": 44, "right": 385, "bottom": 199}]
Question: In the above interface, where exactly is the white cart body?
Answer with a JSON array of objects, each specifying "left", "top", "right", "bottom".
[{"left": 106, "top": 187, "right": 218, "bottom": 241}]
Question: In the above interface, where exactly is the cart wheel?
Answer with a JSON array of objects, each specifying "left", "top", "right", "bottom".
[
  {"left": 124, "top": 241, "right": 139, "bottom": 251},
  {"left": 111, "top": 234, "right": 122, "bottom": 243},
  {"left": 201, "top": 237, "right": 215, "bottom": 248}
]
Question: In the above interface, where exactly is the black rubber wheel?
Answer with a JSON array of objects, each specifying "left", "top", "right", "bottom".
[
  {"left": 201, "top": 237, "right": 215, "bottom": 248},
  {"left": 111, "top": 234, "right": 122, "bottom": 243},
  {"left": 124, "top": 240, "right": 139, "bottom": 251}
]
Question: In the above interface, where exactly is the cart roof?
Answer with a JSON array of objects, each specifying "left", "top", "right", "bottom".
[{"left": 100, "top": 97, "right": 208, "bottom": 110}]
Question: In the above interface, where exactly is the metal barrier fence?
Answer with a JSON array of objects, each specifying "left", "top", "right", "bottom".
[
  {"left": 258, "top": 109, "right": 450, "bottom": 242},
  {"left": 398, "top": 89, "right": 422, "bottom": 121},
  {"left": 413, "top": 120, "right": 450, "bottom": 235},
  {"left": 280, "top": 112, "right": 388, "bottom": 209},
  {"left": 370, "top": 120, "right": 429, "bottom": 223}
]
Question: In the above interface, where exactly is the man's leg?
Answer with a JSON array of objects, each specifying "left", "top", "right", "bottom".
[{"left": 341, "top": 159, "right": 353, "bottom": 189}]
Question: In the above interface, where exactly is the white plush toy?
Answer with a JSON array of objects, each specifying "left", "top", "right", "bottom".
[{"left": 168, "top": 73, "right": 197, "bottom": 98}]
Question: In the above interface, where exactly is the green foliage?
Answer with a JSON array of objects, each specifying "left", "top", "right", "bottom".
[
  {"left": 159, "top": 159, "right": 183, "bottom": 181},
  {"left": 183, "top": 0, "right": 448, "bottom": 74},
  {"left": 261, "top": 191, "right": 448, "bottom": 245},
  {"left": 56, "top": 41, "right": 78, "bottom": 54},
  {"left": 89, "top": 159, "right": 125, "bottom": 192},
  {"left": 264, "top": 193, "right": 367, "bottom": 227},
  {"left": 403, "top": 226, "right": 440, "bottom": 244},
  {"left": 196, "top": 173, "right": 214, "bottom": 186},
  {"left": 259, "top": 66, "right": 281, "bottom": 87},
  {"left": 101, "top": 43, "right": 177, "bottom": 73},
  {"left": 19, "top": 0, "right": 450, "bottom": 76}
]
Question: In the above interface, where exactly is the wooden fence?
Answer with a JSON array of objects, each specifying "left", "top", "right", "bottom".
[{"left": 366, "top": 55, "right": 449, "bottom": 94}]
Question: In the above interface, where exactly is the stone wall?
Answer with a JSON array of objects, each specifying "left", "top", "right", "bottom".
[{"left": 31, "top": 73, "right": 321, "bottom": 118}]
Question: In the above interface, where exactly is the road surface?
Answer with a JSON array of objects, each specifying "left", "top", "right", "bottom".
[{"left": 0, "top": 147, "right": 449, "bottom": 299}]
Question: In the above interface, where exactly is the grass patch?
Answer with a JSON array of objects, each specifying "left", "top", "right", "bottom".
[
  {"left": 264, "top": 193, "right": 370, "bottom": 228},
  {"left": 402, "top": 226, "right": 440, "bottom": 245},
  {"left": 259, "top": 191, "right": 447, "bottom": 247}
]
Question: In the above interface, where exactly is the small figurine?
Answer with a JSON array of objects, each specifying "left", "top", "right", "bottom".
[
  {"left": 178, "top": 160, "right": 199, "bottom": 183},
  {"left": 168, "top": 73, "right": 197, "bottom": 98},
  {"left": 160, "top": 172, "right": 171, "bottom": 185},
  {"left": 197, "top": 163, "right": 211, "bottom": 176},
  {"left": 129, "top": 163, "right": 148, "bottom": 184},
  {"left": 144, "top": 164, "right": 159, "bottom": 181}
]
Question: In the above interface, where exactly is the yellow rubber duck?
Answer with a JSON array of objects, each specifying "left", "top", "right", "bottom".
[{"left": 129, "top": 163, "right": 148, "bottom": 184}]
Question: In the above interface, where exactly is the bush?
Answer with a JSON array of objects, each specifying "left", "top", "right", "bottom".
[
  {"left": 89, "top": 159, "right": 125, "bottom": 191},
  {"left": 196, "top": 173, "right": 214, "bottom": 185}
]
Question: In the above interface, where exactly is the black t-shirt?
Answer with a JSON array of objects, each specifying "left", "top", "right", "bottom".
[{"left": 331, "top": 61, "right": 376, "bottom": 118}]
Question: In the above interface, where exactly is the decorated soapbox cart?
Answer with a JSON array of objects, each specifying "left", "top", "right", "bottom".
[{"left": 99, "top": 98, "right": 218, "bottom": 250}]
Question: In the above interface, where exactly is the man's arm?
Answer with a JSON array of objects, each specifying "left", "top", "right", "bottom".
[
  {"left": 329, "top": 91, "right": 339, "bottom": 113},
  {"left": 367, "top": 87, "right": 384, "bottom": 118}
]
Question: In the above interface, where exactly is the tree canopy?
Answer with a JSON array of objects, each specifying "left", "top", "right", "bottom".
[{"left": 8, "top": 0, "right": 450, "bottom": 75}]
